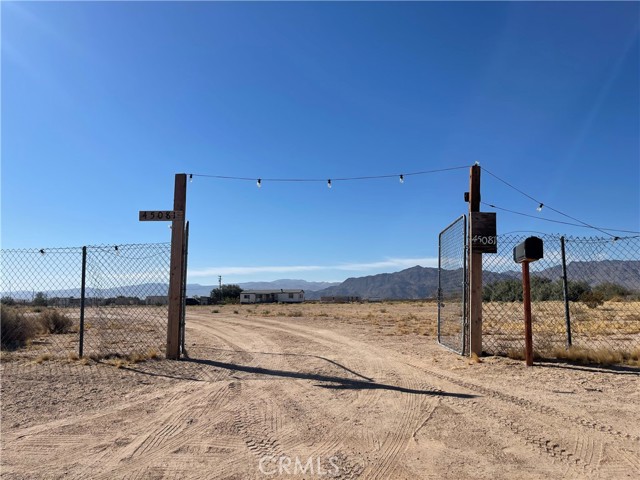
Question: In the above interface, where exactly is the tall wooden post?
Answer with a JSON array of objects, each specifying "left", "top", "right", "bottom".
[
  {"left": 468, "top": 165, "right": 483, "bottom": 356},
  {"left": 167, "top": 173, "right": 187, "bottom": 360}
]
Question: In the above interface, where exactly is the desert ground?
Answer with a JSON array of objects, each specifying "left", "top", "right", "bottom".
[{"left": 1, "top": 302, "right": 639, "bottom": 479}]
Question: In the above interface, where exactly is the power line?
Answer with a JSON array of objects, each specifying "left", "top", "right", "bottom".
[
  {"left": 481, "top": 201, "right": 640, "bottom": 238},
  {"left": 481, "top": 167, "right": 626, "bottom": 238}
]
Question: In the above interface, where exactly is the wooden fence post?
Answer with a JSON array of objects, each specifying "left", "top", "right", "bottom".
[
  {"left": 469, "top": 165, "right": 483, "bottom": 356},
  {"left": 167, "top": 173, "right": 186, "bottom": 360}
]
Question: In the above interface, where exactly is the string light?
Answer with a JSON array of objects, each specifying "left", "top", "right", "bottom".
[
  {"left": 188, "top": 165, "right": 470, "bottom": 184},
  {"left": 189, "top": 174, "right": 193, "bottom": 183},
  {"left": 115, "top": 245, "right": 119, "bottom": 255},
  {"left": 399, "top": 174, "right": 404, "bottom": 184},
  {"left": 482, "top": 201, "right": 640, "bottom": 235},
  {"left": 482, "top": 167, "right": 619, "bottom": 238},
  {"left": 39, "top": 249, "right": 45, "bottom": 255},
  {"left": 327, "top": 179, "right": 332, "bottom": 189},
  {"left": 257, "top": 178, "right": 261, "bottom": 188}
]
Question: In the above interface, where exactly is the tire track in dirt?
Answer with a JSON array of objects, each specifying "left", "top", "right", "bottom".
[
  {"left": 229, "top": 316, "right": 437, "bottom": 480},
  {"left": 401, "top": 368, "right": 636, "bottom": 479},
  {"left": 199, "top": 315, "right": 438, "bottom": 479},
  {"left": 91, "top": 381, "right": 233, "bottom": 480},
  {"left": 225, "top": 331, "right": 368, "bottom": 477},
  {"left": 3, "top": 381, "right": 206, "bottom": 480},
  {"left": 402, "top": 360, "right": 640, "bottom": 444}
]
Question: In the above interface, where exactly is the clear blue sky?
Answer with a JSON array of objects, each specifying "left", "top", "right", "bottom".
[{"left": 2, "top": 1, "right": 639, "bottom": 285}]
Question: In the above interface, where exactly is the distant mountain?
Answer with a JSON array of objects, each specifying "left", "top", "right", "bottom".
[
  {"left": 185, "top": 279, "right": 340, "bottom": 297},
  {"left": 4, "top": 283, "right": 169, "bottom": 301},
  {"left": 307, "top": 260, "right": 640, "bottom": 300},
  {"left": 4, "top": 261, "right": 637, "bottom": 302},
  {"left": 238, "top": 280, "right": 340, "bottom": 292},
  {"left": 538, "top": 260, "right": 640, "bottom": 290}
]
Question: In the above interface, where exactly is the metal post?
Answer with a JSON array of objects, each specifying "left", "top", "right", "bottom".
[
  {"left": 79, "top": 246, "right": 87, "bottom": 358},
  {"left": 180, "top": 221, "right": 190, "bottom": 356},
  {"left": 522, "top": 261, "right": 534, "bottom": 367},
  {"left": 437, "top": 231, "right": 442, "bottom": 342},
  {"left": 560, "top": 236, "right": 572, "bottom": 347}
]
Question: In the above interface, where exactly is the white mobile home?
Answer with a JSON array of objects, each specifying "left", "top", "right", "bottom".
[{"left": 240, "top": 289, "right": 305, "bottom": 304}]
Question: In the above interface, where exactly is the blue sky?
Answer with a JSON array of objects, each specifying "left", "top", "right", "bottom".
[{"left": 2, "top": 1, "right": 639, "bottom": 285}]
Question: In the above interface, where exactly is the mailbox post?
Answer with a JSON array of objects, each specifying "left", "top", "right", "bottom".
[{"left": 513, "top": 237, "right": 544, "bottom": 367}]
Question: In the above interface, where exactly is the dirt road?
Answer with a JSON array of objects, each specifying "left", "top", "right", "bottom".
[{"left": 2, "top": 308, "right": 639, "bottom": 479}]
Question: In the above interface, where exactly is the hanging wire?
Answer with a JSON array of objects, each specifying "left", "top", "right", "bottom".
[
  {"left": 188, "top": 165, "right": 471, "bottom": 183},
  {"left": 481, "top": 201, "right": 640, "bottom": 237},
  {"left": 481, "top": 167, "right": 627, "bottom": 238}
]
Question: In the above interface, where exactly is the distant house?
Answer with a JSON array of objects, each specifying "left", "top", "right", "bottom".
[
  {"left": 240, "top": 290, "right": 304, "bottom": 304},
  {"left": 320, "top": 296, "right": 361, "bottom": 303},
  {"left": 146, "top": 295, "right": 169, "bottom": 305}
]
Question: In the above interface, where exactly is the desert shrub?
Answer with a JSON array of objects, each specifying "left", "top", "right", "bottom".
[
  {"left": 287, "top": 310, "right": 303, "bottom": 317},
  {"left": 592, "top": 282, "right": 631, "bottom": 300},
  {"left": 1, "top": 296, "right": 15, "bottom": 306},
  {"left": 1, "top": 308, "right": 38, "bottom": 350},
  {"left": 39, "top": 309, "right": 73, "bottom": 334},
  {"left": 580, "top": 291, "right": 605, "bottom": 309}
]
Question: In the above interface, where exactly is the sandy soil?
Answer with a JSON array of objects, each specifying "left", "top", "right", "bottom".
[{"left": 2, "top": 304, "right": 639, "bottom": 479}]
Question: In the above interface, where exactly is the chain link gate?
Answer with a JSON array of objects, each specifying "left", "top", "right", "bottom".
[{"left": 437, "top": 215, "right": 468, "bottom": 354}]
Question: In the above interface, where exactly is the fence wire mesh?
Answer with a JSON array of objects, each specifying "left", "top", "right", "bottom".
[
  {"left": 1, "top": 243, "right": 171, "bottom": 365},
  {"left": 437, "top": 215, "right": 467, "bottom": 354},
  {"left": 482, "top": 234, "right": 640, "bottom": 358}
]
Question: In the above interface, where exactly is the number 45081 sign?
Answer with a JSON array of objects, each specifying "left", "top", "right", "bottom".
[
  {"left": 471, "top": 212, "right": 497, "bottom": 254},
  {"left": 139, "top": 210, "right": 183, "bottom": 221}
]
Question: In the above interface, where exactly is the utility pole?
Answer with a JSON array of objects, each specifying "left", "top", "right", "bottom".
[
  {"left": 166, "top": 173, "right": 187, "bottom": 360},
  {"left": 468, "top": 165, "right": 483, "bottom": 356},
  {"left": 218, "top": 275, "right": 222, "bottom": 303}
]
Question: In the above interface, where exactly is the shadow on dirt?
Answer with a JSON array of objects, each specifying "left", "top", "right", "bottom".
[{"left": 184, "top": 356, "right": 477, "bottom": 398}]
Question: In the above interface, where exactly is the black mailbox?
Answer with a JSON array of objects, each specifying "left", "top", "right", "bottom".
[{"left": 513, "top": 236, "right": 544, "bottom": 263}]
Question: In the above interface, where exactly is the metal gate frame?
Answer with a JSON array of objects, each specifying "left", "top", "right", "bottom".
[{"left": 437, "top": 215, "right": 468, "bottom": 355}]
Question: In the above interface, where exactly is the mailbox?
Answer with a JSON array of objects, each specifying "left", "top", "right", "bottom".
[{"left": 513, "top": 236, "right": 543, "bottom": 263}]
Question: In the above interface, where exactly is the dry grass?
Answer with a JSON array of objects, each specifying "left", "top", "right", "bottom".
[
  {"left": 551, "top": 346, "right": 640, "bottom": 367},
  {"left": 87, "top": 347, "right": 161, "bottom": 367},
  {"left": 35, "top": 353, "right": 52, "bottom": 364},
  {"left": 468, "top": 352, "right": 482, "bottom": 364}
]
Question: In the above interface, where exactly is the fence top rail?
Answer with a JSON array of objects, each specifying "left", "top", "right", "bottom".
[
  {"left": 496, "top": 233, "right": 639, "bottom": 243},
  {"left": 1, "top": 242, "right": 171, "bottom": 254}
]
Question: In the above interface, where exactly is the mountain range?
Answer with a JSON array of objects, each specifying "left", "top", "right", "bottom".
[
  {"left": 306, "top": 260, "right": 639, "bottom": 300},
  {"left": 4, "top": 261, "right": 637, "bottom": 301}
]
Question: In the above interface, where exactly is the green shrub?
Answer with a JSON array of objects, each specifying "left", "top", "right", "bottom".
[
  {"left": 1, "top": 308, "right": 38, "bottom": 350},
  {"left": 39, "top": 310, "right": 73, "bottom": 334}
]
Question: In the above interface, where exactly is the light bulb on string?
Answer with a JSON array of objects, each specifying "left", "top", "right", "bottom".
[
  {"left": 189, "top": 174, "right": 193, "bottom": 183},
  {"left": 257, "top": 179, "right": 261, "bottom": 188},
  {"left": 399, "top": 174, "right": 404, "bottom": 184},
  {"left": 327, "top": 179, "right": 332, "bottom": 189},
  {"left": 536, "top": 203, "right": 544, "bottom": 212},
  {"left": 115, "top": 245, "right": 120, "bottom": 256}
]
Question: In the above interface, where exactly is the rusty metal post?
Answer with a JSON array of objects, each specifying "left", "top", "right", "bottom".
[{"left": 522, "top": 261, "right": 534, "bottom": 366}]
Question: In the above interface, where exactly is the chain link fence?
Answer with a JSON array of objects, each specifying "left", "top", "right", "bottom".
[
  {"left": 1, "top": 243, "right": 171, "bottom": 365},
  {"left": 483, "top": 234, "right": 640, "bottom": 358},
  {"left": 437, "top": 215, "right": 467, "bottom": 354}
]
